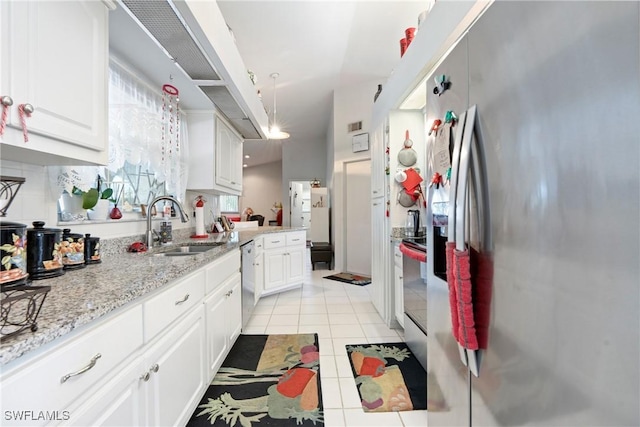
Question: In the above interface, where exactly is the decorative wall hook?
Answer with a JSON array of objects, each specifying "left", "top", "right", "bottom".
[
  {"left": 444, "top": 110, "right": 458, "bottom": 124},
  {"left": 428, "top": 119, "right": 442, "bottom": 136},
  {"left": 433, "top": 75, "right": 451, "bottom": 96}
]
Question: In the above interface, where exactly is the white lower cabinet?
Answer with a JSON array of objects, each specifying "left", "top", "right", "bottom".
[
  {"left": 0, "top": 305, "right": 144, "bottom": 427},
  {"left": 262, "top": 231, "right": 306, "bottom": 295},
  {"left": 0, "top": 234, "right": 307, "bottom": 426},
  {"left": 68, "top": 306, "right": 206, "bottom": 427},
  {"left": 0, "top": 249, "right": 244, "bottom": 427},
  {"left": 143, "top": 306, "right": 207, "bottom": 427},
  {"left": 66, "top": 358, "right": 146, "bottom": 427},
  {"left": 205, "top": 272, "right": 241, "bottom": 379}
]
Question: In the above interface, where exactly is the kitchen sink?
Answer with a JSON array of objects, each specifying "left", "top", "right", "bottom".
[{"left": 152, "top": 243, "right": 225, "bottom": 257}]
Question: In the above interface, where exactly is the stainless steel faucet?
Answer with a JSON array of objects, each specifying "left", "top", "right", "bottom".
[{"left": 146, "top": 195, "right": 190, "bottom": 248}]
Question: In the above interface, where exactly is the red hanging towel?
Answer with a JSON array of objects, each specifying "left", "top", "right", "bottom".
[
  {"left": 471, "top": 247, "right": 493, "bottom": 349},
  {"left": 402, "top": 168, "right": 423, "bottom": 192},
  {"left": 445, "top": 242, "right": 460, "bottom": 342},
  {"left": 454, "top": 247, "right": 478, "bottom": 350}
]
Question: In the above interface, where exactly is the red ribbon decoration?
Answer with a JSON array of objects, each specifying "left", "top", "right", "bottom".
[
  {"left": 18, "top": 104, "right": 32, "bottom": 143},
  {"left": 0, "top": 98, "right": 9, "bottom": 138}
]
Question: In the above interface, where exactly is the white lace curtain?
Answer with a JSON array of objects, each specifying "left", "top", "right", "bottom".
[{"left": 50, "top": 58, "right": 189, "bottom": 203}]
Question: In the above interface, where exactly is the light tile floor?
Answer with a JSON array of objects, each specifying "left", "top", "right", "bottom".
[{"left": 243, "top": 252, "right": 428, "bottom": 427}]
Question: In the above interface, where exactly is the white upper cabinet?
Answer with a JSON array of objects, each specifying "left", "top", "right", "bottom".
[
  {"left": 0, "top": 1, "right": 109, "bottom": 165},
  {"left": 186, "top": 111, "right": 243, "bottom": 195},
  {"left": 215, "top": 115, "right": 243, "bottom": 193}
]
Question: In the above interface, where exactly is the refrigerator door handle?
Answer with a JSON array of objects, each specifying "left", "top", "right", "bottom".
[
  {"left": 456, "top": 104, "right": 493, "bottom": 377},
  {"left": 447, "top": 110, "right": 469, "bottom": 367},
  {"left": 455, "top": 105, "right": 488, "bottom": 377}
]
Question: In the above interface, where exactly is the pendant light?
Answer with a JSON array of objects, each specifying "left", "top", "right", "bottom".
[{"left": 268, "top": 72, "right": 290, "bottom": 140}]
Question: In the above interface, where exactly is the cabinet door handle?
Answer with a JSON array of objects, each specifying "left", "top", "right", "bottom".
[
  {"left": 175, "top": 294, "right": 190, "bottom": 305},
  {"left": 1, "top": 95, "right": 13, "bottom": 107},
  {"left": 150, "top": 363, "right": 160, "bottom": 373},
  {"left": 399, "top": 276, "right": 403, "bottom": 279},
  {"left": 140, "top": 371, "right": 150, "bottom": 382},
  {"left": 373, "top": 190, "right": 378, "bottom": 194},
  {"left": 373, "top": 202, "right": 380, "bottom": 206},
  {"left": 20, "top": 103, "right": 34, "bottom": 114},
  {"left": 60, "top": 353, "right": 102, "bottom": 384}
]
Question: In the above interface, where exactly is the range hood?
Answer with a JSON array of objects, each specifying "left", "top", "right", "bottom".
[{"left": 115, "top": 0, "right": 269, "bottom": 139}]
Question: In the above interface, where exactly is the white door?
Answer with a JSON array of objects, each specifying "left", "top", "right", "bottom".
[
  {"left": 290, "top": 182, "right": 305, "bottom": 227},
  {"left": 345, "top": 160, "right": 372, "bottom": 275}
]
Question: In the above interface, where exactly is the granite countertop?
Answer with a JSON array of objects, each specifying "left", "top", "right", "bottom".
[{"left": 0, "top": 226, "right": 299, "bottom": 367}]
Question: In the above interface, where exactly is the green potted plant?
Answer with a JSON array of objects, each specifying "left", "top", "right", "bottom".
[{"left": 71, "top": 175, "right": 113, "bottom": 210}]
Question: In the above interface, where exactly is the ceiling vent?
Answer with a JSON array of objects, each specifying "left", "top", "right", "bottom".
[
  {"left": 348, "top": 121, "right": 363, "bottom": 133},
  {"left": 120, "top": 0, "right": 220, "bottom": 81}
]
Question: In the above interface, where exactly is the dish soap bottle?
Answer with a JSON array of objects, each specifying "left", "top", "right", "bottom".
[{"left": 159, "top": 203, "right": 172, "bottom": 245}]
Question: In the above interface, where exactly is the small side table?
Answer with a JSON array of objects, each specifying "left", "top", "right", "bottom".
[{"left": 310, "top": 242, "right": 334, "bottom": 270}]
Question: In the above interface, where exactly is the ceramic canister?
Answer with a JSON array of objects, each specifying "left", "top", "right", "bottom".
[
  {"left": 84, "top": 234, "right": 101, "bottom": 264},
  {"left": 0, "top": 221, "right": 29, "bottom": 287},
  {"left": 26, "top": 221, "right": 64, "bottom": 280},
  {"left": 61, "top": 229, "right": 85, "bottom": 270}
]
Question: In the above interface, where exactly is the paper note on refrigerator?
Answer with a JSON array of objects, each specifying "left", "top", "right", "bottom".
[{"left": 433, "top": 124, "right": 452, "bottom": 175}]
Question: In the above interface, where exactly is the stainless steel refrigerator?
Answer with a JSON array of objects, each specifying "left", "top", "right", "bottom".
[{"left": 424, "top": 2, "right": 639, "bottom": 426}]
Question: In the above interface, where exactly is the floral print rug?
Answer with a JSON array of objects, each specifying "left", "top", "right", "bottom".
[
  {"left": 345, "top": 342, "right": 428, "bottom": 412},
  {"left": 187, "top": 334, "right": 323, "bottom": 426}
]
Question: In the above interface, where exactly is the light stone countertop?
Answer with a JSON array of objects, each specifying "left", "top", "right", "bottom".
[{"left": 0, "top": 226, "right": 301, "bottom": 367}]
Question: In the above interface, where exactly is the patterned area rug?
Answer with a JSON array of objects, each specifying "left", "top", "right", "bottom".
[
  {"left": 187, "top": 334, "right": 323, "bottom": 426},
  {"left": 323, "top": 272, "right": 371, "bottom": 286},
  {"left": 346, "top": 342, "right": 444, "bottom": 413}
]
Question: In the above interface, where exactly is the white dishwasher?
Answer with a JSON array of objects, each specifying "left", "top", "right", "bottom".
[{"left": 241, "top": 241, "right": 256, "bottom": 328}]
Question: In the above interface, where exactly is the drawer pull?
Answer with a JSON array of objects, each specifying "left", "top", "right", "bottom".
[
  {"left": 151, "top": 363, "right": 160, "bottom": 373},
  {"left": 140, "top": 371, "right": 150, "bottom": 382},
  {"left": 175, "top": 294, "right": 190, "bottom": 305},
  {"left": 60, "top": 353, "right": 102, "bottom": 384},
  {"left": 292, "top": 238, "right": 300, "bottom": 242},
  {"left": 271, "top": 240, "right": 280, "bottom": 243}
]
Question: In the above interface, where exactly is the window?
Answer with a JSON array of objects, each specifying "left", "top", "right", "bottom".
[{"left": 220, "top": 195, "right": 239, "bottom": 213}]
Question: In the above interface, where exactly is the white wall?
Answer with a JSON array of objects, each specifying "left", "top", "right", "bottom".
[
  {"left": 240, "top": 160, "right": 282, "bottom": 223},
  {"left": 388, "top": 109, "right": 427, "bottom": 229},
  {"left": 330, "top": 77, "right": 383, "bottom": 272}
]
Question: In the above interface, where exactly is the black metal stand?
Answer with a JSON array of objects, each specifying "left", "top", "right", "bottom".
[
  {"left": 1, "top": 284, "right": 51, "bottom": 338},
  {"left": 0, "top": 175, "right": 26, "bottom": 217}
]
